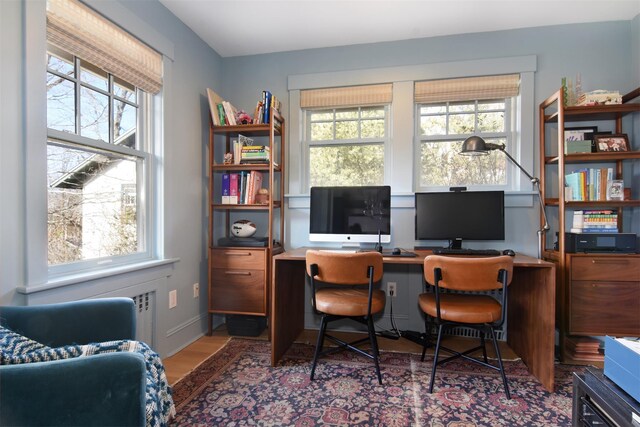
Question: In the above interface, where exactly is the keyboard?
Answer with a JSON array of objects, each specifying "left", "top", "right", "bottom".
[{"left": 432, "top": 248, "right": 501, "bottom": 256}]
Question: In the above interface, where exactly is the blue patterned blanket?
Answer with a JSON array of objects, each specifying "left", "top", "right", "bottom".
[{"left": 0, "top": 326, "right": 175, "bottom": 426}]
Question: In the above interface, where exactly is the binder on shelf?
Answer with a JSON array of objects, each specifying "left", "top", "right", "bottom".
[
  {"left": 221, "top": 174, "right": 230, "bottom": 204},
  {"left": 229, "top": 173, "right": 239, "bottom": 204}
]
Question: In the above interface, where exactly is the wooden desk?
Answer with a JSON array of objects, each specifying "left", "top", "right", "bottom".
[{"left": 271, "top": 248, "right": 556, "bottom": 391}]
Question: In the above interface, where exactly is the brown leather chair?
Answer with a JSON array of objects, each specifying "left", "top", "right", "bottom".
[
  {"left": 419, "top": 255, "right": 514, "bottom": 398},
  {"left": 306, "top": 250, "right": 386, "bottom": 384}
]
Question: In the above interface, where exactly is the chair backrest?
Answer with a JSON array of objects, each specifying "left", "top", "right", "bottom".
[
  {"left": 306, "top": 250, "right": 384, "bottom": 285},
  {"left": 423, "top": 255, "right": 513, "bottom": 291}
]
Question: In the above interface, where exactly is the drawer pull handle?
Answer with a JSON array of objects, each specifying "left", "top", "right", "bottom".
[
  {"left": 225, "top": 271, "right": 251, "bottom": 276},
  {"left": 225, "top": 252, "right": 252, "bottom": 256},
  {"left": 591, "top": 259, "right": 629, "bottom": 265}
]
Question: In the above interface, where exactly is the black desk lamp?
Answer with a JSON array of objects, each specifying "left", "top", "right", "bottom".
[{"left": 460, "top": 136, "right": 549, "bottom": 259}]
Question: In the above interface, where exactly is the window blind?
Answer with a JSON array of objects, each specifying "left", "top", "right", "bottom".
[
  {"left": 415, "top": 74, "right": 520, "bottom": 104},
  {"left": 46, "top": 0, "right": 162, "bottom": 94},
  {"left": 301, "top": 83, "right": 392, "bottom": 109}
]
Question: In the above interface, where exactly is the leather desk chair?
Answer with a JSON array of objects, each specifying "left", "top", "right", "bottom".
[
  {"left": 419, "top": 255, "right": 514, "bottom": 398},
  {"left": 306, "top": 250, "right": 386, "bottom": 384}
]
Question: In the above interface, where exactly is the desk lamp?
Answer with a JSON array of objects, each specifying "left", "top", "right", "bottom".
[{"left": 460, "top": 136, "right": 549, "bottom": 259}]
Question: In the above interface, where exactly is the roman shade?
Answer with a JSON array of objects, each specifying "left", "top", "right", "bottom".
[
  {"left": 46, "top": 0, "right": 163, "bottom": 94},
  {"left": 301, "top": 83, "right": 393, "bottom": 109},
  {"left": 415, "top": 74, "right": 520, "bottom": 104}
]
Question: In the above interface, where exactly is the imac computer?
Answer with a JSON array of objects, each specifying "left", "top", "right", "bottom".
[
  {"left": 415, "top": 190, "right": 505, "bottom": 249},
  {"left": 309, "top": 186, "right": 391, "bottom": 247}
]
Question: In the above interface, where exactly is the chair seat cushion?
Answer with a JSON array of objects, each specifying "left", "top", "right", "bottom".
[
  {"left": 315, "top": 288, "right": 386, "bottom": 317},
  {"left": 419, "top": 293, "right": 502, "bottom": 324}
]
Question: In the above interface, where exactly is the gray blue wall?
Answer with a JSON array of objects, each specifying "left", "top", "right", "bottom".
[{"left": 1, "top": 0, "right": 638, "bottom": 354}]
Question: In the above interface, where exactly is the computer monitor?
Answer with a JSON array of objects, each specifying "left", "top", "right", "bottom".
[
  {"left": 415, "top": 190, "right": 505, "bottom": 249},
  {"left": 309, "top": 186, "right": 391, "bottom": 246}
]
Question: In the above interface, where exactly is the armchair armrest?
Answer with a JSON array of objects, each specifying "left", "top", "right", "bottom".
[
  {"left": 0, "top": 298, "right": 136, "bottom": 346},
  {"left": 0, "top": 351, "right": 146, "bottom": 426}
]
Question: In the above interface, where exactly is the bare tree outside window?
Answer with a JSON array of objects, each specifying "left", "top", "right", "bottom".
[
  {"left": 418, "top": 100, "right": 509, "bottom": 188},
  {"left": 46, "top": 46, "right": 143, "bottom": 266}
]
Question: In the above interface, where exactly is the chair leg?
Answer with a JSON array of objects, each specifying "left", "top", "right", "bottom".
[
  {"left": 310, "top": 315, "right": 328, "bottom": 380},
  {"left": 489, "top": 327, "right": 511, "bottom": 399},
  {"left": 367, "top": 316, "right": 383, "bottom": 385},
  {"left": 429, "top": 323, "right": 444, "bottom": 393}
]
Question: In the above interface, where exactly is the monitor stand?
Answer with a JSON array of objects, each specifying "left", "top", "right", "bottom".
[{"left": 449, "top": 238, "right": 463, "bottom": 249}]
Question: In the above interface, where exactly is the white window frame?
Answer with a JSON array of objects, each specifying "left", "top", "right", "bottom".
[
  {"left": 302, "top": 105, "right": 390, "bottom": 189},
  {"left": 23, "top": 0, "right": 174, "bottom": 288},
  {"left": 415, "top": 96, "right": 519, "bottom": 192}
]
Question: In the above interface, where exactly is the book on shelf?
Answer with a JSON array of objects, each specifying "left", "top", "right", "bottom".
[
  {"left": 222, "top": 101, "right": 237, "bottom": 126},
  {"left": 262, "top": 91, "right": 272, "bottom": 124},
  {"left": 216, "top": 103, "right": 227, "bottom": 125},
  {"left": 241, "top": 145, "right": 270, "bottom": 163},
  {"left": 206, "top": 88, "right": 224, "bottom": 126},
  {"left": 221, "top": 173, "right": 230, "bottom": 204},
  {"left": 229, "top": 173, "right": 239, "bottom": 204},
  {"left": 571, "top": 209, "right": 618, "bottom": 233},
  {"left": 565, "top": 167, "right": 614, "bottom": 201}
]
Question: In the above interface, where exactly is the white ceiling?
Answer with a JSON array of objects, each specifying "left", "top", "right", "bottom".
[{"left": 158, "top": 0, "right": 640, "bottom": 57}]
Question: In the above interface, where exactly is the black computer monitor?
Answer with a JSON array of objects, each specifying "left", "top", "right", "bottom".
[
  {"left": 309, "top": 186, "right": 391, "bottom": 246},
  {"left": 415, "top": 190, "right": 505, "bottom": 249}
]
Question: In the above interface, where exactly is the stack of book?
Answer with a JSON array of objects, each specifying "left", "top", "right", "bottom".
[
  {"left": 221, "top": 171, "right": 263, "bottom": 205},
  {"left": 240, "top": 145, "right": 270, "bottom": 164},
  {"left": 571, "top": 209, "right": 618, "bottom": 233},
  {"left": 252, "top": 90, "right": 281, "bottom": 124},
  {"left": 207, "top": 88, "right": 243, "bottom": 126},
  {"left": 564, "top": 336, "right": 603, "bottom": 362},
  {"left": 564, "top": 167, "right": 614, "bottom": 201}
]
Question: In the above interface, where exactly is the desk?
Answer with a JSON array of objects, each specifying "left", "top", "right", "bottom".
[{"left": 270, "top": 248, "right": 556, "bottom": 392}]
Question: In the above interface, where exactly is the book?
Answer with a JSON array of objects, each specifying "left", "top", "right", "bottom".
[
  {"left": 262, "top": 90, "right": 272, "bottom": 124},
  {"left": 222, "top": 101, "right": 236, "bottom": 125},
  {"left": 247, "top": 171, "right": 263, "bottom": 204},
  {"left": 206, "top": 88, "right": 224, "bottom": 126},
  {"left": 229, "top": 173, "right": 239, "bottom": 204},
  {"left": 217, "top": 103, "right": 227, "bottom": 125},
  {"left": 221, "top": 173, "right": 230, "bottom": 204}
]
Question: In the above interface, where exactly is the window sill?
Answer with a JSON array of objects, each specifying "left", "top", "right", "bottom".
[{"left": 17, "top": 258, "right": 180, "bottom": 295}]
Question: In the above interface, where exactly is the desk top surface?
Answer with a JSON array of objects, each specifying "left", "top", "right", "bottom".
[{"left": 274, "top": 247, "right": 554, "bottom": 268}]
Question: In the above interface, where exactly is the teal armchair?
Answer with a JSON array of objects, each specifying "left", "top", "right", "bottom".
[{"left": 0, "top": 298, "right": 147, "bottom": 426}]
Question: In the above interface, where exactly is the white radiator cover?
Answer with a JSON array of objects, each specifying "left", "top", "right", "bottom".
[{"left": 131, "top": 292, "right": 156, "bottom": 347}]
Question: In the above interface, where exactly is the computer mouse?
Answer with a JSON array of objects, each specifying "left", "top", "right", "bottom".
[
  {"left": 503, "top": 249, "right": 516, "bottom": 256},
  {"left": 392, "top": 247, "right": 402, "bottom": 255}
]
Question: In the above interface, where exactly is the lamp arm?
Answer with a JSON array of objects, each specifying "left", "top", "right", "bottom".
[{"left": 498, "top": 147, "right": 550, "bottom": 258}]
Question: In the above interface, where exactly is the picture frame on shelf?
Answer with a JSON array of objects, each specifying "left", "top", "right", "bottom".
[
  {"left": 564, "top": 126, "right": 597, "bottom": 153},
  {"left": 606, "top": 180, "right": 624, "bottom": 201},
  {"left": 595, "top": 134, "right": 629, "bottom": 152}
]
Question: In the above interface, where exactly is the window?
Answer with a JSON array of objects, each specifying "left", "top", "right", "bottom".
[
  {"left": 305, "top": 106, "right": 387, "bottom": 187},
  {"left": 417, "top": 99, "right": 510, "bottom": 188},
  {"left": 301, "top": 83, "right": 392, "bottom": 188},
  {"left": 47, "top": 45, "right": 149, "bottom": 266},
  {"left": 415, "top": 74, "right": 520, "bottom": 190},
  {"left": 45, "top": 0, "right": 163, "bottom": 272}
]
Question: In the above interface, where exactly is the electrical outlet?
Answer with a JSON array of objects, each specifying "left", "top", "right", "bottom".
[
  {"left": 387, "top": 282, "right": 397, "bottom": 297},
  {"left": 193, "top": 283, "right": 199, "bottom": 298},
  {"left": 169, "top": 290, "right": 177, "bottom": 309}
]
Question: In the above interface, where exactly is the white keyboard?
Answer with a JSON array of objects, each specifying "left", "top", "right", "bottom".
[{"left": 317, "top": 249, "right": 358, "bottom": 254}]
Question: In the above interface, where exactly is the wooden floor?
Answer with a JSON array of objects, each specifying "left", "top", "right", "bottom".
[{"left": 163, "top": 325, "right": 518, "bottom": 386}]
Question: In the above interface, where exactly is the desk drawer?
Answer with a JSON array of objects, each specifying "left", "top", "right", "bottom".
[
  {"left": 571, "top": 256, "right": 640, "bottom": 282},
  {"left": 570, "top": 281, "right": 640, "bottom": 336},
  {"left": 211, "top": 248, "right": 266, "bottom": 270},
  {"left": 210, "top": 268, "right": 265, "bottom": 314}
]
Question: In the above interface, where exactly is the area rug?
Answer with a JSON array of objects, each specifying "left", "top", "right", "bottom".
[{"left": 171, "top": 338, "right": 577, "bottom": 426}]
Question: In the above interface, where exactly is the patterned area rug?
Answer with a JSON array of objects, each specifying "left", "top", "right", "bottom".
[{"left": 171, "top": 338, "right": 578, "bottom": 426}]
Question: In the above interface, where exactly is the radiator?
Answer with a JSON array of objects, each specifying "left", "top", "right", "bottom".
[{"left": 131, "top": 292, "right": 155, "bottom": 346}]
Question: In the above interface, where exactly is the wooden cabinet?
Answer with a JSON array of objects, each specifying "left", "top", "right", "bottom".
[
  {"left": 539, "top": 87, "right": 640, "bottom": 363},
  {"left": 207, "top": 109, "right": 285, "bottom": 333}
]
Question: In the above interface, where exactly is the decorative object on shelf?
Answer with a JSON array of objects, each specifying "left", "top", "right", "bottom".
[
  {"left": 576, "top": 89, "right": 622, "bottom": 106},
  {"left": 564, "top": 126, "right": 597, "bottom": 153},
  {"left": 235, "top": 110, "right": 252, "bottom": 125},
  {"left": 607, "top": 180, "right": 624, "bottom": 201},
  {"left": 594, "top": 134, "right": 629, "bottom": 152},
  {"left": 460, "top": 136, "right": 549, "bottom": 259},
  {"left": 223, "top": 152, "right": 233, "bottom": 164},
  {"left": 231, "top": 219, "right": 257, "bottom": 238},
  {"left": 255, "top": 188, "right": 269, "bottom": 205}
]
